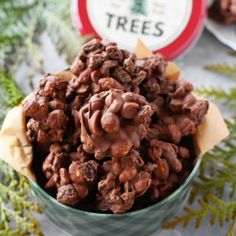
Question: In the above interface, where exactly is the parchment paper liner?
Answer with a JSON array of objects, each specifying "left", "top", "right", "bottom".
[{"left": 0, "top": 41, "right": 229, "bottom": 181}]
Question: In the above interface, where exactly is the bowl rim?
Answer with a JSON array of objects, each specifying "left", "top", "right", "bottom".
[{"left": 30, "top": 158, "right": 202, "bottom": 217}]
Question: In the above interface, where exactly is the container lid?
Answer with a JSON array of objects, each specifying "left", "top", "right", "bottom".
[{"left": 71, "top": 0, "right": 207, "bottom": 59}]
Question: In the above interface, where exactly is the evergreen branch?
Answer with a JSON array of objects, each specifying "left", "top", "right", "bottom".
[
  {"left": 199, "top": 141, "right": 236, "bottom": 176},
  {"left": 0, "top": 71, "right": 24, "bottom": 124},
  {"left": 0, "top": 161, "right": 43, "bottom": 236},
  {"left": 196, "top": 87, "right": 236, "bottom": 109},
  {"left": 198, "top": 116, "right": 236, "bottom": 178},
  {"left": 170, "top": 43, "right": 236, "bottom": 235},
  {"left": 190, "top": 116, "right": 236, "bottom": 202},
  {"left": 0, "top": 71, "right": 24, "bottom": 107},
  {"left": 42, "top": 0, "right": 89, "bottom": 64},
  {"left": 229, "top": 51, "right": 236, "bottom": 57},
  {"left": 190, "top": 162, "right": 236, "bottom": 203},
  {"left": 225, "top": 117, "right": 236, "bottom": 137},
  {"left": 0, "top": 0, "right": 91, "bottom": 235},
  {"left": 205, "top": 64, "right": 236, "bottom": 77},
  {"left": 0, "top": 0, "right": 38, "bottom": 72},
  {"left": 10, "top": 1, "right": 44, "bottom": 77},
  {"left": 0, "top": 35, "right": 20, "bottom": 43},
  {"left": 226, "top": 217, "right": 236, "bottom": 236},
  {"left": 164, "top": 195, "right": 236, "bottom": 235},
  {"left": 0, "top": 0, "right": 89, "bottom": 75}
]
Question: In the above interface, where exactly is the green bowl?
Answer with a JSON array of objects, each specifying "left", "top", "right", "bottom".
[{"left": 30, "top": 159, "right": 201, "bottom": 236}]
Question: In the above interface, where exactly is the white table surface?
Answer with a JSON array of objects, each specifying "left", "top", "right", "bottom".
[{"left": 16, "top": 30, "right": 236, "bottom": 236}]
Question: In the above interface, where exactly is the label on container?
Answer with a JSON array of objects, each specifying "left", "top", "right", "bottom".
[{"left": 72, "top": 0, "right": 206, "bottom": 59}]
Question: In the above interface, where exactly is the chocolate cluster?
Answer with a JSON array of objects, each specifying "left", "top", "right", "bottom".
[
  {"left": 23, "top": 39, "right": 209, "bottom": 213},
  {"left": 79, "top": 90, "right": 153, "bottom": 159},
  {"left": 23, "top": 74, "right": 68, "bottom": 143},
  {"left": 209, "top": 0, "right": 236, "bottom": 24}
]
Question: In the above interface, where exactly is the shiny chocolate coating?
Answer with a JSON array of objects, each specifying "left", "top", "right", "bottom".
[{"left": 23, "top": 39, "right": 209, "bottom": 213}]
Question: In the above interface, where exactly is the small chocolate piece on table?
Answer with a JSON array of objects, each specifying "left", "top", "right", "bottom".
[{"left": 209, "top": 0, "right": 236, "bottom": 24}]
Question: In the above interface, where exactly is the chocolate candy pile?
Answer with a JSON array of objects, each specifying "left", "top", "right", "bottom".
[
  {"left": 23, "top": 39, "right": 209, "bottom": 213},
  {"left": 209, "top": 0, "right": 236, "bottom": 24}
]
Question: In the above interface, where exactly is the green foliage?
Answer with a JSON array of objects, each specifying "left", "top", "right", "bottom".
[
  {"left": 42, "top": 1, "right": 89, "bottom": 64},
  {"left": 164, "top": 195, "right": 236, "bottom": 231},
  {"left": 0, "top": 0, "right": 89, "bottom": 235},
  {"left": 190, "top": 149, "right": 236, "bottom": 202},
  {"left": 0, "top": 71, "right": 24, "bottom": 124},
  {"left": 197, "top": 117, "right": 236, "bottom": 179},
  {"left": 0, "top": 160, "right": 43, "bottom": 236},
  {"left": 165, "top": 53, "right": 236, "bottom": 236},
  {"left": 0, "top": 0, "right": 38, "bottom": 72},
  {"left": 196, "top": 87, "right": 236, "bottom": 109},
  {"left": 0, "top": 71, "right": 24, "bottom": 107},
  {"left": 0, "top": 70, "right": 42, "bottom": 235},
  {"left": 205, "top": 64, "right": 236, "bottom": 77},
  {"left": 131, "top": 0, "right": 146, "bottom": 15},
  {"left": 0, "top": 0, "right": 88, "bottom": 76}
]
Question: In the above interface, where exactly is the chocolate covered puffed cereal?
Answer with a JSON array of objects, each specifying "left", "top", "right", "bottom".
[
  {"left": 79, "top": 89, "right": 153, "bottom": 159},
  {"left": 21, "top": 39, "right": 209, "bottom": 213},
  {"left": 209, "top": 0, "right": 236, "bottom": 24},
  {"left": 96, "top": 150, "right": 152, "bottom": 213},
  {"left": 23, "top": 74, "right": 68, "bottom": 143}
]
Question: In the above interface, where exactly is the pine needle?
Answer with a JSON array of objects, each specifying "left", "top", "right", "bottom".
[
  {"left": 42, "top": 0, "right": 90, "bottom": 64},
  {"left": 196, "top": 87, "right": 236, "bottom": 109},
  {"left": 190, "top": 161, "right": 236, "bottom": 203},
  {"left": 229, "top": 51, "right": 236, "bottom": 57},
  {"left": 0, "top": 161, "right": 43, "bottom": 236},
  {"left": 0, "top": 71, "right": 24, "bottom": 124},
  {"left": 0, "top": 0, "right": 38, "bottom": 72},
  {"left": 164, "top": 195, "right": 236, "bottom": 231},
  {"left": 205, "top": 64, "right": 236, "bottom": 77},
  {"left": 0, "top": 0, "right": 89, "bottom": 76},
  {"left": 167, "top": 52, "right": 236, "bottom": 235},
  {"left": 0, "top": 70, "right": 42, "bottom": 235},
  {"left": 226, "top": 217, "right": 236, "bottom": 236},
  {"left": 0, "top": 71, "right": 24, "bottom": 106},
  {"left": 0, "top": 1, "right": 90, "bottom": 235},
  {"left": 199, "top": 118, "right": 236, "bottom": 177}
]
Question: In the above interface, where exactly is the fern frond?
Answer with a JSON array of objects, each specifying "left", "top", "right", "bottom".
[
  {"left": 42, "top": 0, "right": 90, "bottom": 64},
  {"left": 10, "top": 1, "right": 44, "bottom": 76},
  {"left": 0, "top": 0, "right": 89, "bottom": 75},
  {"left": 0, "top": 71, "right": 24, "bottom": 107},
  {"left": 205, "top": 64, "right": 236, "bottom": 76},
  {"left": 0, "top": 0, "right": 38, "bottom": 72},
  {"left": 196, "top": 87, "right": 236, "bottom": 109},
  {"left": 0, "top": 71, "right": 24, "bottom": 124}
]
